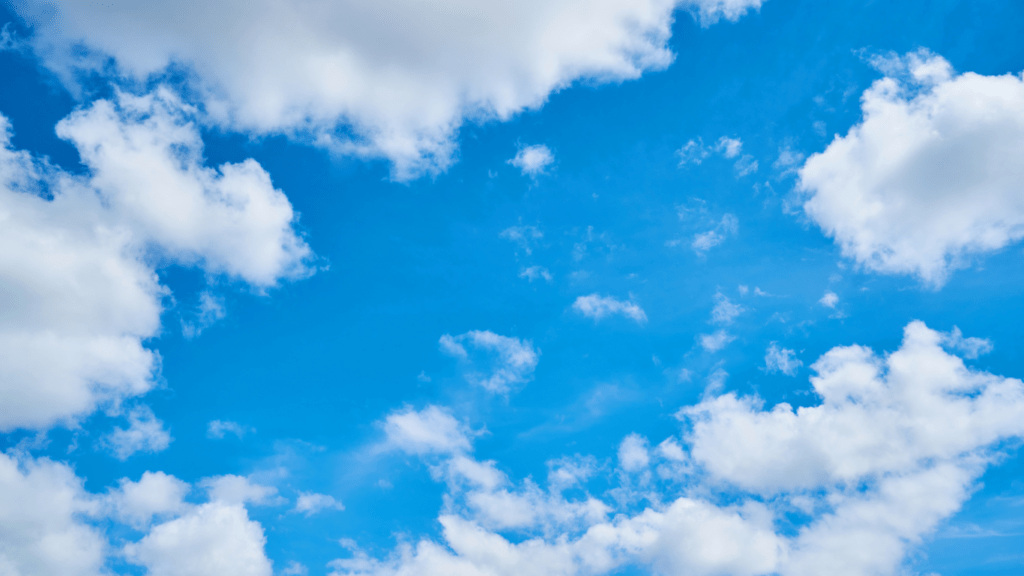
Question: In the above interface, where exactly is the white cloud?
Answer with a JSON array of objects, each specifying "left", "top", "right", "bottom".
[
  {"left": 680, "top": 0, "right": 765, "bottom": 26},
  {"left": 124, "top": 502, "right": 273, "bottom": 576},
  {"left": 519, "top": 266, "right": 553, "bottom": 282},
  {"left": 508, "top": 144, "right": 554, "bottom": 177},
  {"left": 617, "top": 433, "right": 650, "bottom": 472},
  {"left": 281, "top": 561, "right": 309, "bottom": 576},
  {"left": 0, "top": 92, "right": 311, "bottom": 432},
  {"left": 691, "top": 214, "right": 738, "bottom": 254},
  {"left": 572, "top": 294, "right": 648, "bottom": 324},
  {"left": 206, "top": 419, "right": 251, "bottom": 440},
  {"left": 677, "top": 137, "right": 757, "bottom": 175},
  {"left": 439, "top": 330, "right": 540, "bottom": 394},
  {"left": 101, "top": 405, "right": 173, "bottom": 461},
  {"left": 799, "top": 50, "right": 1024, "bottom": 287},
  {"left": 382, "top": 405, "right": 474, "bottom": 456},
  {"left": 500, "top": 225, "right": 543, "bottom": 255},
  {"left": 200, "top": 475, "right": 283, "bottom": 507},
  {"left": 763, "top": 343, "right": 802, "bottom": 376},
  {"left": 698, "top": 330, "right": 735, "bottom": 353},
  {"left": 710, "top": 292, "right": 744, "bottom": 325},
  {"left": 332, "top": 321, "right": 1024, "bottom": 576},
  {"left": 941, "top": 326, "right": 993, "bottom": 359},
  {"left": 294, "top": 492, "right": 345, "bottom": 517},
  {"left": 10, "top": 0, "right": 762, "bottom": 180},
  {"left": 0, "top": 452, "right": 106, "bottom": 576},
  {"left": 819, "top": 290, "right": 839, "bottom": 308},
  {"left": 105, "top": 471, "right": 190, "bottom": 529},
  {"left": 181, "top": 291, "right": 226, "bottom": 340}
]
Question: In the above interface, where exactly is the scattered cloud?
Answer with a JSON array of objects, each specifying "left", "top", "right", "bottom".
[
  {"left": 181, "top": 292, "right": 227, "bottom": 340},
  {"left": 572, "top": 294, "right": 648, "bottom": 324},
  {"left": 710, "top": 292, "right": 744, "bottom": 325},
  {"left": 293, "top": 492, "right": 345, "bottom": 517},
  {"left": 800, "top": 50, "right": 1024, "bottom": 287},
  {"left": 519, "top": 266, "right": 553, "bottom": 282},
  {"left": 941, "top": 327, "right": 993, "bottom": 359},
  {"left": 381, "top": 405, "right": 474, "bottom": 456},
  {"left": 206, "top": 420, "right": 252, "bottom": 440},
  {"left": 763, "top": 343, "right": 803, "bottom": 376},
  {"left": 102, "top": 406, "right": 173, "bottom": 461},
  {"left": 677, "top": 137, "right": 758, "bottom": 176},
  {"left": 500, "top": 225, "right": 543, "bottom": 255},
  {"left": 699, "top": 330, "right": 735, "bottom": 353},
  {"left": 819, "top": 290, "right": 839, "bottom": 308},
  {"left": 439, "top": 330, "right": 540, "bottom": 394},
  {"left": 508, "top": 144, "right": 554, "bottom": 177},
  {"left": 105, "top": 471, "right": 190, "bottom": 529},
  {"left": 691, "top": 214, "right": 739, "bottom": 255},
  {"left": 200, "top": 475, "right": 283, "bottom": 507},
  {"left": 328, "top": 321, "right": 1024, "bottom": 576}
]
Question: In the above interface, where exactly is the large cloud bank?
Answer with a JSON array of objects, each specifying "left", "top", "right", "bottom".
[
  {"left": 11, "top": 0, "right": 763, "bottom": 179},
  {"left": 0, "top": 90, "right": 311, "bottom": 431},
  {"left": 800, "top": 51, "right": 1024, "bottom": 287},
  {"left": 334, "top": 321, "right": 1024, "bottom": 576}
]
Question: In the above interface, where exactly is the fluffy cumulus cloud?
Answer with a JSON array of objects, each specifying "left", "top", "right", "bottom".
[
  {"left": 439, "top": 330, "right": 540, "bottom": 394},
  {"left": 11, "top": 0, "right": 763, "bottom": 180},
  {"left": 572, "top": 294, "right": 648, "bottom": 324},
  {"left": 0, "top": 453, "right": 106, "bottom": 576},
  {"left": 0, "top": 457, "right": 280, "bottom": 575},
  {"left": 331, "top": 321, "right": 1024, "bottom": 576},
  {"left": 0, "top": 91, "right": 311, "bottom": 432},
  {"left": 763, "top": 343, "right": 802, "bottom": 376},
  {"left": 101, "top": 405, "right": 173, "bottom": 460},
  {"left": 800, "top": 50, "right": 1024, "bottom": 287},
  {"left": 124, "top": 502, "right": 273, "bottom": 576},
  {"left": 382, "top": 405, "right": 475, "bottom": 456}
]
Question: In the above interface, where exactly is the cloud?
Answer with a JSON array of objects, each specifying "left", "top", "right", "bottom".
[
  {"left": 181, "top": 291, "right": 226, "bottom": 340},
  {"left": 124, "top": 502, "right": 273, "bottom": 576},
  {"left": 617, "top": 433, "right": 650, "bottom": 472},
  {"left": 572, "top": 294, "right": 648, "bottom": 324},
  {"left": 105, "top": 471, "right": 190, "bottom": 529},
  {"left": 382, "top": 405, "right": 474, "bottom": 456},
  {"left": 819, "top": 290, "right": 839, "bottom": 308},
  {"left": 439, "top": 330, "right": 540, "bottom": 394},
  {"left": 0, "top": 452, "right": 106, "bottom": 576},
  {"left": 200, "top": 475, "right": 283, "bottom": 507},
  {"left": 331, "top": 321, "right": 1024, "bottom": 576},
  {"left": 0, "top": 92, "right": 311, "bottom": 432},
  {"left": 941, "top": 326, "right": 993, "bottom": 359},
  {"left": 519, "top": 266, "right": 553, "bottom": 282},
  {"left": 698, "top": 330, "right": 735, "bottom": 352},
  {"left": 763, "top": 343, "right": 802, "bottom": 376},
  {"left": 101, "top": 405, "right": 173, "bottom": 460},
  {"left": 508, "top": 144, "right": 554, "bottom": 177},
  {"left": 293, "top": 492, "right": 345, "bottom": 517},
  {"left": 500, "top": 225, "right": 543, "bottom": 255},
  {"left": 206, "top": 420, "right": 252, "bottom": 440},
  {"left": 8, "top": 0, "right": 764, "bottom": 180},
  {"left": 680, "top": 0, "right": 766, "bottom": 26},
  {"left": 677, "top": 137, "right": 757, "bottom": 175},
  {"left": 691, "top": 214, "right": 738, "bottom": 254},
  {"left": 710, "top": 292, "right": 744, "bottom": 325},
  {"left": 799, "top": 50, "right": 1024, "bottom": 287}
]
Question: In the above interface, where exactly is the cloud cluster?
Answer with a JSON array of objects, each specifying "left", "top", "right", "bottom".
[
  {"left": 572, "top": 294, "right": 648, "bottom": 324},
  {"left": 800, "top": 50, "right": 1024, "bottom": 287},
  {"left": 0, "top": 91, "right": 311, "bottom": 432},
  {"left": 0, "top": 456, "right": 277, "bottom": 576},
  {"left": 440, "top": 330, "right": 540, "bottom": 394},
  {"left": 334, "top": 321, "right": 1024, "bottom": 576}
]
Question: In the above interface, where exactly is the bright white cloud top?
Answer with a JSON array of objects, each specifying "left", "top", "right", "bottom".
[
  {"left": 800, "top": 50, "right": 1024, "bottom": 287},
  {"left": 10, "top": 0, "right": 762, "bottom": 179}
]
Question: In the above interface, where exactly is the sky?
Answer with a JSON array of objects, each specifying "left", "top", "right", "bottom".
[{"left": 1, "top": 0, "right": 1024, "bottom": 575}]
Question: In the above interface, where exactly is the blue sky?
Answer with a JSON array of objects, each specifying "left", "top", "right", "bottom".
[{"left": 2, "top": 0, "right": 1024, "bottom": 575}]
